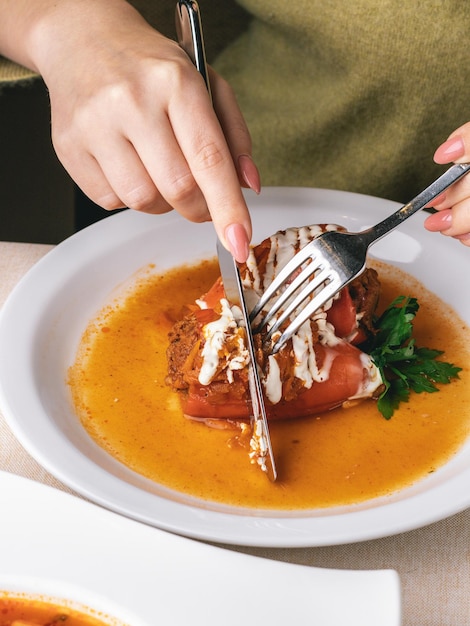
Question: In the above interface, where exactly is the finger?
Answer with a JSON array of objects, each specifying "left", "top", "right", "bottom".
[
  {"left": 52, "top": 116, "right": 124, "bottom": 210},
  {"left": 426, "top": 192, "right": 446, "bottom": 208},
  {"left": 444, "top": 198, "right": 470, "bottom": 237},
  {"left": 126, "top": 110, "right": 213, "bottom": 223},
  {"left": 424, "top": 209, "right": 452, "bottom": 232},
  {"left": 210, "top": 69, "right": 261, "bottom": 193},
  {"left": 57, "top": 148, "right": 126, "bottom": 211},
  {"left": 120, "top": 79, "right": 252, "bottom": 260},
  {"left": 95, "top": 137, "right": 179, "bottom": 214},
  {"left": 424, "top": 199, "right": 470, "bottom": 239},
  {"left": 57, "top": 133, "right": 177, "bottom": 214},
  {"left": 455, "top": 233, "right": 470, "bottom": 247},
  {"left": 426, "top": 169, "right": 470, "bottom": 212},
  {"left": 166, "top": 78, "right": 253, "bottom": 259}
]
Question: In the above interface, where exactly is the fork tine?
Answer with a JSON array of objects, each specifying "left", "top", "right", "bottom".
[
  {"left": 249, "top": 241, "right": 318, "bottom": 322},
  {"left": 270, "top": 274, "right": 343, "bottom": 354},
  {"left": 252, "top": 254, "right": 326, "bottom": 333},
  {"left": 263, "top": 265, "right": 332, "bottom": 341}
]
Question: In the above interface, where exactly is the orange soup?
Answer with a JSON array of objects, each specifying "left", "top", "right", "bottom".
[
  {"left": 68, "top": 260, "right": 470, "bottom": 509},
  {"left": 0, "top": 594, "right": 120, "bottom": 626}
]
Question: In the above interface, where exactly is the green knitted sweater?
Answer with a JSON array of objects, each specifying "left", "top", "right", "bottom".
[{"left": 214, "top": 0, "right": 470, "bottom": 202}]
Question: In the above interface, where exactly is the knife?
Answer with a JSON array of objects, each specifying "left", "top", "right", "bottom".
[
  {"left": 217, "top": 240, "right": 277, "bottom": 481},
  {"left": 175, "top": 0, "right": 211, "bottom": 99},
  {"left": 176, "top": 1, "right": 277, "bottom": 480}
]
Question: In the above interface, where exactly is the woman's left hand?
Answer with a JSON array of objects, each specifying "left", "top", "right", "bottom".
[{"left": 424, "top": 122, "right": 470, "bottom": 246}]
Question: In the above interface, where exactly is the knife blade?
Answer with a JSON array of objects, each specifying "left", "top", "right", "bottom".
[{"left": 217, "top": 240, "right": 277, "bottom": 482}]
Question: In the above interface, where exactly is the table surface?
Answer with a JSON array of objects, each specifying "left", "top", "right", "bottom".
[{"left": 1, "top": 240, "right": 469, "bottom": 626}]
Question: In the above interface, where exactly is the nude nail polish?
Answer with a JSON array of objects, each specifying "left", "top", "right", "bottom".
[
  {"left": 424, "top": 209, "right": 452, "bottom": 232},
  {"left": 238, "top": 154, "right": 261, "bottom": 194},
  {"left": 225, "top": 223, "right": 250, "bottom": 263},
  {"left": 434, "top": 136, "right": 465, "bottom": 164}
]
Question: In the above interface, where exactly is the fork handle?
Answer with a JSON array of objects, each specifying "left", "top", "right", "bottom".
[{"left": 360, "top": 162, "right": 470, "bottom": 245}]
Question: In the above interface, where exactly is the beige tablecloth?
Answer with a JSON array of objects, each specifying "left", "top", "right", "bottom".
[{"left": 1, "top": 241, "right": 469, "bottom": 626}]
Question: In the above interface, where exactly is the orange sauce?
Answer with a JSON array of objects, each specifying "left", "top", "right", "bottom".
[
  {"left": 68, "top": 260, "right": 470, "bottom": 510},
  {"left": 0, "top": 594, "right": 120, "bottom": 625}
]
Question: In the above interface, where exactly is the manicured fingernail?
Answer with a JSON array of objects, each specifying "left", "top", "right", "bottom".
[
  {"left": 238, "top": 154, "right": 261, "bottom": 194},
  {"left": 424, "top": 209, "right": 453, "bottom": 232},
  {"left": 426, "top": 192, "right": 446, "bottom": 208},
  {"left": 225, "top": 223, "right": 250, "bottom": 263},
  {"left": 434, "top": 136, "right": 465, "bottom": 163}
]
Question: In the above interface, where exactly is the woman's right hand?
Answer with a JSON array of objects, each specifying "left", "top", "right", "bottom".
[{"left": 0, "top": 0, "right": 258, "bottom": 261}]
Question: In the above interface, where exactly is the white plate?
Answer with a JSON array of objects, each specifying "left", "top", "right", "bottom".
[
  {"left": 0, "top": 471, "right": 401, "bottom": 626},
  {"left": 0, "top": 187, "right": 469, "bottom": 548}
]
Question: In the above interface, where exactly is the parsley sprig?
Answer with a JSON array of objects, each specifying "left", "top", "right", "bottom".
[{"left": 367, "top": 296, "right": 462, "bottom": 419}]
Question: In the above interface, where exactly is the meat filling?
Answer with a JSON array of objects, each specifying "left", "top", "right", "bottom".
[{"left": 166, "top": 225, "right": 384, "bottom": 422}]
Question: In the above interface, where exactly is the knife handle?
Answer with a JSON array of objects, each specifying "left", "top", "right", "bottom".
[{"left": 175, "top": 0, "right": 212, "bottom": 100}]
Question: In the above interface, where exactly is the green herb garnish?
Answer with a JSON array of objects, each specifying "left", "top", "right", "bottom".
[{"left": 367, "top": 296, "right": 462, "bottom": 419}]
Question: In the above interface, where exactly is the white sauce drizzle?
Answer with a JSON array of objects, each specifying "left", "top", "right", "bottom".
[
  {"left": 352, "top": 353, "right": 384, "bottom": 399},
  {"left": 198, "top": 298, "right": 248, "bottom": 386},
  {"left": 264, "top": 354, "right": 282, "bottom": 404},
  {"left": 199, "top": 226, "right": 383, "bottom": 404}
]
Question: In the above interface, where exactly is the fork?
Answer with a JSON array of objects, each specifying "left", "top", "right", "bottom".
[{"left": 250, "top": 162, "right": 470, "bottom": 354}]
